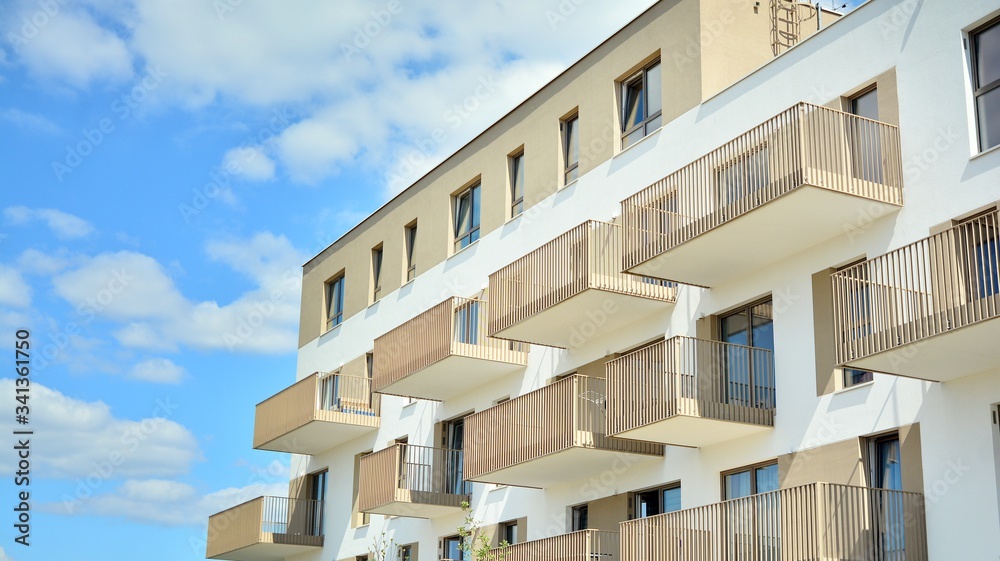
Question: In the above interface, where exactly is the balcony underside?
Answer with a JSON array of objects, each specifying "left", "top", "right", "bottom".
[
  {"left": 467, "top": 446, "right": 659, "bottom": 488},
  {"left": 611, "top": 402, "right": 773, "bottom": 447},
  {"left": 492, "top": 289, "right": 674, "bottom": 348},
  {"left": 844, "top": 315, "right": 1000, "bottom": 382},
  {"left": 378, "top": 354, "right": 526, "bottom": 401},
  {"left": 254, "top": 413, "right": 378, "bottom": 454},
  {"left": 208, "top": 535, "right": 323, "bottom": 561},
  {"left": 627, "top": 185, "right": 900, "bottom": 287},
  {"left": 362, "top": 491, "right": 467, "bottom": 519}
]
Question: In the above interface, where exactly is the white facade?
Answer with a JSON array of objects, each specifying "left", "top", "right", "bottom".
[{"left": 287, "top": 0, "right": 1000, "bottom": 559}]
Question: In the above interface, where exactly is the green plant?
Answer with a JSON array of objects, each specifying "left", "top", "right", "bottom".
[
  {"left": 457, "top": 501, "right": 509, "bottom": 561},
  {"left": 369, "top": 530, "right": 398, "bottom": 561}
]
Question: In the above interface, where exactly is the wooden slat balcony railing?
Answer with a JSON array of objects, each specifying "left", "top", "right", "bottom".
[
  {"left": 621, "top": 483, "right": 928, "bottom": 561},
  {"left": 832, "top": 209, "right": 1000, "bottom": 381},
  {"left": 621, "top": 102, "right": 903, "bottom": 287},
  {"left": 464, "top": 375, "right": 663, "bottom": 488},
  {"left": 358, "top": 444, "right": 469, "bottom": 519},
  {"left": 206, "top": 496, "right": 323, "bottom": 560},
  {"left": 253, "top": 360, "right": 379, "bottom": 454},
  {"left": 493, "top": 530, "right": 620, "bottom": 561},
  {"left": 487, "top": 220, "right": 677, "bottom": 348},
  {"left": 606, "top": 336, "right": 774, "bottom": 447},
  {"left": 373, "top": 296, "right": 528, "bottom": 400}
]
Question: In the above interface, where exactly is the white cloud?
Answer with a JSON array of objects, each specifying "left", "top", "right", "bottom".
[
  {"left": 0, "top": 545, "right": 14, "bottom": 561},
  {"left": 17, "top": 248, "right": 73, "bottom": 275},
  {"left": 4, "top": 206, "right": 94, "bottom": 239},
  {"left": 0, "top": 107, "right": 61, "bottom": 134},
  {"left": 41, "top": 478, "right": 287, "bottom": 527},
  {"left": 222, "top": 146, "right": 275, "bottom": 181},
  {"left": 8, "top": 0, "right": 658, "bottom": 191},
  {"left": 0, "top": 379, "right": 200, "bottom": 479},
  {"left": 12, "top": 6, "right": 133, "bottom": 88},
  {"left": 128, "top": 358, "right": 185, "bottom": 384},
  {"left": 0, "top": 265, "right": 31, "bottom": 307},
  {"left": 52, "top": 232, "right": 305, "bottom": 354}
]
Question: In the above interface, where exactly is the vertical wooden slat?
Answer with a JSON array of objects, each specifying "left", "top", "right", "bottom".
[{"left": 206, "top": 496, "right": 324, "bottom": 559}]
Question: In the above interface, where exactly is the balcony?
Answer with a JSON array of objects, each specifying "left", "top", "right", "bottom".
[
  {"left": 607, "top": 336, "right": 774, "bottom": 447},
  {"left": 832, "top": 210, "right": 1000, "bottom": 381},
  {"left": 373, "top": 296, "right": 528, "bottom": 401},
  {"left": 488, "top": 220, "right": 676, "bottom": 348},
  {"left": 620, "top": 483, "right": 928, "bottom": 561},
  {"left": 253, "top": 364, "right": 379, "bottom": 455},
  {"left": 358, "top": 444, "right": 469, "bottom": 519},
  {"left": 621, "top": 102, "right": 903, "bottom": 287},
  {"left": 464, "top": 374, "right": 663, "bottom": 488},
  {"left": 206, "top": 496, "right": 323, "bottom": 561},
  {"left": 495, "top": 530, "right": 619, "bottom": 561}
]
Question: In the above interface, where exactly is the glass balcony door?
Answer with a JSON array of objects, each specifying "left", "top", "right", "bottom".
[{"left": 720, "top": 300, "right": 775, "bottom": 408}]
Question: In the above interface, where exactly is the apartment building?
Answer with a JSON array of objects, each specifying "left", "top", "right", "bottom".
[{"left": 204, "top": 0, "right": 1000, "bottom": 559}]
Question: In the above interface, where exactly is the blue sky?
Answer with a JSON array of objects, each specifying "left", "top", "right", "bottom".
[{"left": 0, "top": 1, "right": 866, "bottom": 560}]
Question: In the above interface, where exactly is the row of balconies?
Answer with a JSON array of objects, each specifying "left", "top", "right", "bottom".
[
  {"left": 208, "top": 483, "right": 929, "bottom": 561},
  {"left": 205, "top": 102, "right": 975, "bottom": 560}
]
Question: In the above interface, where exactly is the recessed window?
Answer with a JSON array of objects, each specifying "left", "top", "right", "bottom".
[
  {"left": 570, "top": 504, "right": 588, "bottom": 531},
  {"left": 454, "top": 183, "right": 481, "bottom": 251},
  {"left": 562, "top": 114, "right": 580, "bottom": 184},
  {"left": 370, "top": 244, "right": 383, "bottom": 303},
  {"left": 500, "top": 520, "right": 519, "bottom": 544},
  {"left": 325, "top": 274, "right": 345, "bottom": 331},
  {"left": 958, "top": 210, "right": 1000, "bottom": 299},
  {"left": 633, "top": 483, "right": 681, "bottom": 518},
  {"left": 972, "top": 17, "right": 1000, "bottom": 151},
  {"left": 454, "top": 299, "right": 481, "bottom": 345},
  {"left": 621, "top": 59, "right": 662, "bottom": 148},
  {"left": 442, "top": 535, "right": 464, "bottom": 560},
  {"left": 404, "top": 221, "right": 417, "bottom": 282},
  {"left": 838, "top": 260, "right": 874, "bottom": 388},
  {"left": 723, "top": 461, "right": 779, "bottom": 500},
  {"left": 847, "top": 87, "right": 883, "bottom": 183},
  {"left": 509, "top": 151, "right": 525, "bottom": 217},
  {"left": 719, "top": 298, "right": 775, "bottom": 408},
  {"left": 398, "top": 544, "right": 413, "bottom": 561}
]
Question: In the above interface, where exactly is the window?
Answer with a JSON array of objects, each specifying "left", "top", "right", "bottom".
[
  {"left": 633, "top": 483, "right": 681, "bottom": 518},
  {"left": 454, "top": 183, "right": 481, "bottom": 251},
  {"left": 570, "top": 504, "right": 588, "bottom": 531},
  {"left": 868, "top": 433, "right": 902, "bottom": 491},
  {"left": 441, "top": 416, "right": 470, "bottom": 495},
  {"left": 454, "top": 299, "right": 481, "bottom": 345},
  {"left": 404, "top": 221, "right": 417, "bottom": 282},
  {"left": 848, "top": 87, "right": 883, "bottom": 183},
  {"left": 719, "top": 299, "right": 775, "bottom": 408},
  {"left": 562, "top": 114, "right": 580, "bottom": 184},
  {"left": 838, "top": 260, "right": 874, "bottom": 387},
  {"left": 309, "top": 470, "right": 327, "bottom": 535},
  {"left": 399, "top": 545, "right": 413, "bottom": 561},
  {"left": 717, "top": 144, "right": 770, "bottom": 212},
  {"left": 723, "top": 461, "right": 779, "bottom": 500},
  {"left": 500, "top": 521, "right": 519, "bottom": 544},
  {"left": 972, "top": 17, "right": 1000, "bottom": 151},
  {"left": 866, "top": 432, "right": 905, "bottom": 557},
  {"left": 371, "top": 244, "right": 383, "bottom": 303},
  {"left": 621, "top": 60, "right": 662, "bottom": 148},
  {"left": 325, "top": 274, "right": 345, "bottom": 330},
  {"left": 509, "top": 151, "right": 525, "bottom": 217},
  {"left": 958, "top": 210, "right": 999, "bottom": 299},
  {"left": 352, "top": 451, "right": 372, "bottom": 527},
  {"left": 442, "top": 535, "right": 464, "bottom": 560}
]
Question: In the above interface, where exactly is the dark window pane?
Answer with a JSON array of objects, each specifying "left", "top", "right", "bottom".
[
  {"left": 623, "top": 79, "right": 644, "bottom": 131},
  {"left": 851, "top": 88, "right": 879, "bottom": 121},
  {"left": 721, "top": 310, "right": 749, "bottom": 346},
  {"left": 566, "top": 117, "right": 579, "bottom": 168},
  {"left": 976, "top": 22, "right": 1000, "bottom": 88},
  {"left": 636, "top": 489, "right": 660, "bottom": 518},
  {"left": 874, "top": 438, "right": 902, "bottom": 491},
  {"left": 978, "top": 86, "right": 1000, "bottom": 151}
]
